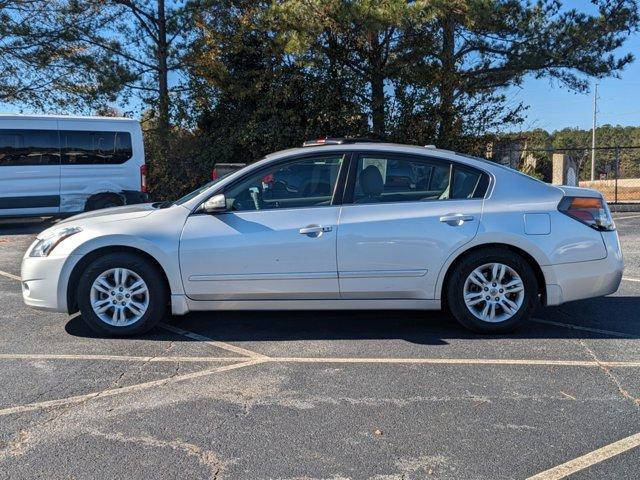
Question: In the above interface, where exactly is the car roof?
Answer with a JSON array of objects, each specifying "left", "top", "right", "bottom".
[{"left": 266, "top": 142, "right": 457, "bottom": 159}]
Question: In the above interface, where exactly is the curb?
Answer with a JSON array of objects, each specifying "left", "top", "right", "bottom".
[{"left": 610, "top": 204, "right": 640, "bottom": 213}]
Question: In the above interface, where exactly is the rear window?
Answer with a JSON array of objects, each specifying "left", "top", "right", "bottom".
[{"left": 60, "top": 131, "right": 133, "bottom": 165}]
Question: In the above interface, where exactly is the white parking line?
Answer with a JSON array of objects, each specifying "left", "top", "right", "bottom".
[
  {"left": 532, "top": 319, "right": 638, "bottom": 339},
  {"left": 527, "top": 432, "right": 640, "bottom": 480},
  {"left": 0, "top": 270, "right": 21, "bottom": 281},
  {"left": 622, "top": 276, "right": 640, "bottom": 283},
  {"left": 159, "top": 323, "right": 269, "bottom": 359},
  {"left": 0, "top": 358, "right": 265, "bottom": 418}
]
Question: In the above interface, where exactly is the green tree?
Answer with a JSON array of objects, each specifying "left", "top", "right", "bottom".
[
  {"left": 271, "top": 0, "right": 638, "bottom": 149},
  {"left": 0, "top": 0, "right": 124, "bottom": 109},
  {"left": 417, "top": 0, "right": 639, "bottom": 148},
  {"left": 271, "top": 0, "right": 435, "bottom": 139},
  {"left": 58, "top": 0, "right": 199, "bottom": 133},
  {"left": 185, "top": 0, "right": 368, "bottom": 167}
]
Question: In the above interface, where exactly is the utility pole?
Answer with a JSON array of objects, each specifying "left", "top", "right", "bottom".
[{"left": 591, "top": 83, "right": 599, "bottom": 181}]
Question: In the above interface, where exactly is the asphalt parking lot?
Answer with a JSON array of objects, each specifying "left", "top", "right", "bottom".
[{"left": 0, "top": 215, "right": 639, "bottom": 480}]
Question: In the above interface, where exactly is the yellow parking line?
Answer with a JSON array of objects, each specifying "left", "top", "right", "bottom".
[
  {"left": 0, "top": 353, "right": 247, "bottom": 363},
  {"left": 0, "top": 270, "right": 21, "bottom": 281},
  {"left": 3, "top": 353, "right": 640, "bottom": 368},
  {"left": 269, "top": 357, "right": 640, "bottom": 368},
  {"left": 614, "top": 214, "right": 640, "bottom": 221},
  {"left": 0, "top": 266, "right": 269, "bottom": 360},
  {"left": 159, "top": 323, "right": 269, "bottom": 359},
  {"left": 0, "top": 358, "right": 265, "bottom": 418},
  {"left": 527, "top": 432, "right": 640, "bottom": 480}
]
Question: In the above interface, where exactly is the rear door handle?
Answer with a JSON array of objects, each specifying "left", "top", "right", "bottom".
[
  {"left": 440, "top": 214, "right": 475, "bottom": 226},
  {"left": 299, "top": 225, "right": 332, "bottom": 235}
]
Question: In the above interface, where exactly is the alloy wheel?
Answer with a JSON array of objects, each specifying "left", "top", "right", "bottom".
[
  {"left": 463, "top": 262, "right": 525, "bottom": 323},
  {"left": 89, "top": 268, "right": 150, "bottom": 326}
]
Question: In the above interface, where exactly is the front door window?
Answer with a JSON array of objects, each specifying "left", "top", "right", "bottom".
[{"left": 225, "top": 154, "right": 345, "bottom": 211}]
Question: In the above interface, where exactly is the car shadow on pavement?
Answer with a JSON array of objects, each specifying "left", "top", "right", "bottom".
[
  {"left": 64, "top": 295, "right": 640, "bottom": 345},
  {"left": 0, "top": 218, "right": 59, "bottom": 235}
]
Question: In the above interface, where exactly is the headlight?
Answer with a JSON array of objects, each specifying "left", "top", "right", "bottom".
[{"left": 29, "top": 227, "right": 82, "bottom": 257}]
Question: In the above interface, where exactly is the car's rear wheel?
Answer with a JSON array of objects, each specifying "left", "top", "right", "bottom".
[
  {"left": 446, "top": 248, "right": 538, "bottom": 333},
  {"left": 77, "top": 253, "right": 167, "bottom": 336}
]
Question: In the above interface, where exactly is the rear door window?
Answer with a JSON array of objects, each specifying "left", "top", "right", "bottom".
[
  {"left": 60, "top": 131, "right": 132, "bottom": 165},
  {"left": 350, "top": 153, "right": 488, "bottom": 204},
  {"left": 0, "top": 129, "right": 60, "bottom": 166}
]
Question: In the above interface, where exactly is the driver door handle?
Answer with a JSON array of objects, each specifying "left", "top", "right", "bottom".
[{"left": 299, "top": 225, "right": 332, "bottom": 235}]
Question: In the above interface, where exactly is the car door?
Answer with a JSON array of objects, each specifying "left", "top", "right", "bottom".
[
  {"left": 0, "top": 120, "right": 60, "bottom": 217},
  {"left": 179, "top": 153, "right": 348, "bottom": 301},
  {"left": 337, "top": 152, "right": 488, "bottom": 299}
]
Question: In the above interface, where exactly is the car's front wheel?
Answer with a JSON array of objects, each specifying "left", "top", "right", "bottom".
[
  {"left": 77, "top": 252, "right": 167, "bottom": 336},
  {"left": 446, "top": 248, "right": 538, "bottom": 333}
]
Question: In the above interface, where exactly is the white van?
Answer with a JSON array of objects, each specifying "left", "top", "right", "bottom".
[{"left": 0, "top": 114, "right": 148, "bottom": 218}]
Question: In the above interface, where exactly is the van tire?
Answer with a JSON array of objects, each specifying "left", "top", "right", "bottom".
[{"left": 85, "top": 194, "right": 123, "bottom": 211}]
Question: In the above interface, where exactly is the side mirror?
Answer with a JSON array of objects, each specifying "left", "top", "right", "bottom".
[{"left": 202, "top": 194, "right": 227, "bottom": 213}]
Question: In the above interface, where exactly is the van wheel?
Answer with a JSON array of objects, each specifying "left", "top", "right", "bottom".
[
  {"left": 446, "top": 248, "right": 538, "bottom": 333},
  {"left": 77, "top": 253, "right": 167, "bottom": 336},
  {"left": 86, "top": 194, "right": 123, "bottom": 211}
]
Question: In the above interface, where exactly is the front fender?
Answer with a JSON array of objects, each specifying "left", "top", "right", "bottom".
[{"left": 55, "top": 233, "right": 183, "bottom": 312}]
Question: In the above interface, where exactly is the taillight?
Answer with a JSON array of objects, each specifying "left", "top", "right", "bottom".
[
  {"left": 558, "top": 196, "right": 615, "bottom": 231},
  {"left": 140, "top": 164, "right": 148, "bottom": 193},
  {"left": 211, "top": 168, "right": 219, "bottom": 180}
]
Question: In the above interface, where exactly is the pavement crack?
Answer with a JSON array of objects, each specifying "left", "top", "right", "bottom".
[
  {"left": 86, "top": 429, "right": 227, "bottom": 479},
  {"left": 0, "top": 340, "right": 180, "bottom": 462},
  {"left": 576, "top": 339, "right": 640, "bottom": 408},
  {"left": 113, "top": 339, "right": 176, "bottom": 388}
]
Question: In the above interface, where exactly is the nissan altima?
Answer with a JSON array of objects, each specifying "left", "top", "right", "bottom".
[{"left": 21, "top": 139, "right": 623, "bottom": 336}]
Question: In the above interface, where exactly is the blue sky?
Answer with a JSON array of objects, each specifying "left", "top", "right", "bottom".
[
  {"left": 507, "top": 34, "right": 640, "bottom": 133},
  {"left": 506, "top": 0, "right": 640, "bottom": 132}
]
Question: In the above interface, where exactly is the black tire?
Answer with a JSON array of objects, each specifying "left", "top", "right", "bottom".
[
  {"left": 77, "top": 252, "right": 167, "bottom": 336},
  {"left": 446, "top": 248, "right": 538, "bottom": 333},
  {"left": 86, "top": 194, "right": 123, "bottom": 211}
]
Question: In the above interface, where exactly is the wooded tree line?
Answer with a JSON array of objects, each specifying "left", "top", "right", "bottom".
[
  {"left": 508, "top": 125, "right": 640, "bottom": 181},
  {"left": 1, "top": 0, "right": 639, "bottom": 199}
]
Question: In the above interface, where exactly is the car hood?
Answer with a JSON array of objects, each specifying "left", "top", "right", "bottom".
[{"left": 53, "top": 203, "right": 157, "bottom": 231}]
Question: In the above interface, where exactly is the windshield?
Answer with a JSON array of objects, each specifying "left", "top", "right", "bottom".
[{"left": 171, "top": 175, "right": 230, "bottom": 206}]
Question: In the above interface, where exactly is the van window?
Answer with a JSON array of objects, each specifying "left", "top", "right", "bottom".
[
  {"left": 60, "top": 131, "right": 132, "bottom": 165},
  {"left": 0, "top": 130, "right": 60, "bottom": 166}
]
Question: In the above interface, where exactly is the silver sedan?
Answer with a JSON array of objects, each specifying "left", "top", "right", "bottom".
[{"left": 21, "top": 140, "right": 623, "bottom": 336}]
